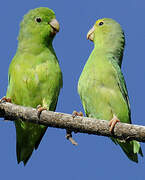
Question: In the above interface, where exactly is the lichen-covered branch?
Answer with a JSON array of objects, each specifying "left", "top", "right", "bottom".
[{"left": 0, "top": 102, "right": 145, "bottom": 142}]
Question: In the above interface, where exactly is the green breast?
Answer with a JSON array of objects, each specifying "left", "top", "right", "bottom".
[
  {"left": 78, "top": 50, "right": 130, "bottom": 123},
  {"left": 7, "top": 50, "right": 62, "bottom": 109}
]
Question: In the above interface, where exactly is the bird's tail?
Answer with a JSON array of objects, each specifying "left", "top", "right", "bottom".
[
  {"left": 111, "top": 138, "right": 143, "bottom": 162},
  {"left": 15, "top": 119, "right": 47, "bottom": 165}
]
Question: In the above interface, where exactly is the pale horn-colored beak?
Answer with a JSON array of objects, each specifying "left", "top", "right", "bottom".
[
  {"left": 49, "top": 19, "right": 60, "bottom": 33},
  {"left": 87, "top": 26, "right": 95, "bottom": 41}
]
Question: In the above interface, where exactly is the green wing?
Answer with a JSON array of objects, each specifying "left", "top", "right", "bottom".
[
  {"left": 109, "top": 57, "right": 131, "bottom": 123},
  {"left": 109, "top": 57, "right": 143, "bottom": 162}
]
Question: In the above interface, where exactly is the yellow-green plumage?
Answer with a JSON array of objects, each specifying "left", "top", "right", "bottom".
[
  {"left": 6, "top": 7, "right": 62, "bottom": 165},
  {"left": 78, "top": 18, "right": 143, "bottom": 162}
]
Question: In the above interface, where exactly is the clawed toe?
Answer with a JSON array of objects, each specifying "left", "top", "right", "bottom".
[
  {"left": 65, "top": 110, "right": 83, "bottom": 146},
  {"left": 66, "top": 130, "right": 78, "bottom": 146},
  {"left": 37, "top": 105, "right": 47, "bottom": 118},
  {"left": 72, "top": 110, "right": 83, "bottom": 118},
  {"left": 109, "top": 115, "right": 120, "bottom": 132},
  {"left": 0, "top": 97, "right": 11, "bottom": 103}
]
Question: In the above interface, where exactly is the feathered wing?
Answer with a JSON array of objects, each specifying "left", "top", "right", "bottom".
[{"left": 110, "top": 57, "right": 143, "bottom": 162}]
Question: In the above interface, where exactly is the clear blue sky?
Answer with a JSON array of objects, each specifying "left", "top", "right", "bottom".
[{"left": 0, "top": 0, "right": 145, "bottom": 179}]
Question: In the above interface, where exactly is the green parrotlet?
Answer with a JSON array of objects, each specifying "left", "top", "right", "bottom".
[
  {"left": 6, "top": 7, "right": 62, "bottom": 165},
  {"left": 78, "top": 18, "right": 143, "bottom": 162}
]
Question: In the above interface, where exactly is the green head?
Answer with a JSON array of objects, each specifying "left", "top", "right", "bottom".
[
  {"left": 87, "top": 18, "right": 125, "bottom": 65},
  {"left": 18, "top": 7, "right": 60, "bottom": 44}
]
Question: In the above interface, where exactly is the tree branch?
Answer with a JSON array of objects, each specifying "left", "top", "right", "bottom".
[{"left": 0, "top": 102, "right": 145, "bottom": 142}]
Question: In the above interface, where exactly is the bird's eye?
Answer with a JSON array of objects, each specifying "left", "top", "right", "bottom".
[
  {"left": 99, "top": 21, "right": 104, "bottom": 26},
  {"left": 35, "top": 17, "right": 42, "bottom": 23}
]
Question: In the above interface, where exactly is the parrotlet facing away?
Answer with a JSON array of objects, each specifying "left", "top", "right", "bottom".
[
  {"left": 78, "top": 18, "right": 143, "bottom": 162},
  {"left": 6, "top": 7, "right": 62, "bottom": 165}
]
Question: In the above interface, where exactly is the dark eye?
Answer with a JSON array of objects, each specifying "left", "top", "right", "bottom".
[
  {"left": 99, "top": 21, "right": 104, "bottom": 26},
  {"left": 35, "top": 17, "right": 42, "bottom": 23}
]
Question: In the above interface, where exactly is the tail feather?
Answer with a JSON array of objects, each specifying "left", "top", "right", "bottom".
[
  {"left": 15, "top": 119, "right": 47, "bottom": 165},
  {"left": 16, "top": 137, "right": 34, "bottom": 165},
  {"left": 35, "top": 128, "right": 47, "bottom": 150},
  {"left": 16, "top": 140, "right": 33, "bottom": 165},
  {"left": 111, "top": 138, "right": 143, "bottom": 163}
]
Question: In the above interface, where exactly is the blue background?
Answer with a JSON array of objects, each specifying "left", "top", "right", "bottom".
[{"left": 1, "top": 0, "right": 145, "bottom": 179}]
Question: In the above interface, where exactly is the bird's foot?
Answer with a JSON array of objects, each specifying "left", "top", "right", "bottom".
[
  {"left": 0, "top": 96, "right": 11, "bottom": 103},
  {"left": 72, "top": 110, "right": 83, "bottom": 133},
  {"left": 72, "top": 110, "right": 83, "bottom": 118},
  {"left": 37, "top": 105, "right": 47, "bottom": 119},
  {"left": 109, "top": 114, "right": 120, "bottom": 132},
  {"left": 66, "top": 130, "right": 78, "bottom": 146},
  {"left": 0, "top": 97, "right": 11, "bottom": 121},
  {"left": 65, "top": 110, "right": 83, "bottom": 146}
]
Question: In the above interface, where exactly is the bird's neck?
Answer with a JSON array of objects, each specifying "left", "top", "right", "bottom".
[
  {"left": 93, "top": 31, "right": 125, "bottom": 67},
  {"left": 93, "top": 45, "right": 124, "bottom": 67},
  {"left": 17, "top": 37, "right": 54, "bottom": 55}
]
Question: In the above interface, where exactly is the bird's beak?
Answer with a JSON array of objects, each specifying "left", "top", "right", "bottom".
[
  {"left": 87, "top": 26, "right": 95, "bottom": 41},
  {"left": 49, "top": 19, "right": 60, "bottom": 34}
]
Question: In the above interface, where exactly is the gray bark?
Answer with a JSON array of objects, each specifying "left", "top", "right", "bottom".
[{"left": 0, "top": 102, "right": 145, "bottom": 142}]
